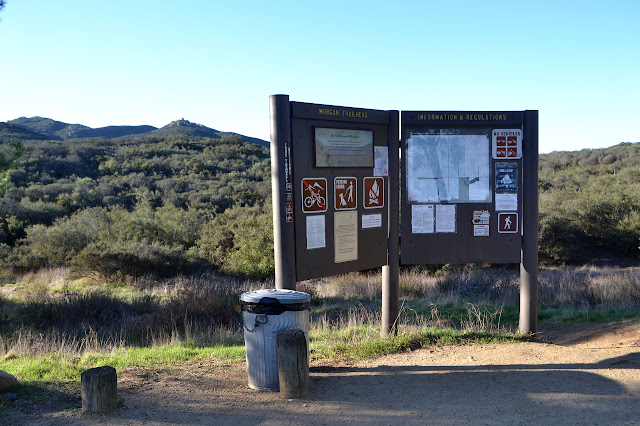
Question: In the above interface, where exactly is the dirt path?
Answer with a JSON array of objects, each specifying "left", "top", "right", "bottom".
[{"left": 17, "top": 322, "right": 640, "bottom": 425}]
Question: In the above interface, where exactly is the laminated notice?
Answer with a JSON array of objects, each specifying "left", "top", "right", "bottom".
[
  {"left": 495, "top": 193, "right": 518, "bottom": 211},
  {"left": 412, "top": 205, "right": 434, "bottom": 234},
  {"left": 435, "top": 204, "right": 456, "bottom": 233},
  {"left": 306, "top": 215, "right": 326, "bottom": 249},
  {"left": 362, "top": 213, "right": 382, "bottom": 229}
]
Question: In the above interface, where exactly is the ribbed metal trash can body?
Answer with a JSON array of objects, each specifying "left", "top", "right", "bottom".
[{"left": 240, "top": 289, "right": 311, "bottom": 391}]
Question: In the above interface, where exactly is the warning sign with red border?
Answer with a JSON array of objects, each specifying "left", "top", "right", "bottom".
[
  {"left": 301, "top": 178, "right": 328, "bottom": 213},
  {"left": 492, "top": 129, "right": 522, "bottom": 159},
  {"left": 498, "top": 212, "right": 518, "bottom": 233},
  {"left": 472, "top": 209, "right": 490, "bottom": 237},
  {"left": 363, "top": 177, "right": 384, "bottom": 209},
  {"left": 334, "top": 177, "right": 357, "bottom": 210}
]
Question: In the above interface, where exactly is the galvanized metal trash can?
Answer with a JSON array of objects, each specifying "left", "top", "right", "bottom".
[{"left": 240, "top": 289, "right": 311, "bottom": 391}]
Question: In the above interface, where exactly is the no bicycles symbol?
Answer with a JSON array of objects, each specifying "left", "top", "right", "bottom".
[{"left": 301, "top": 178, "right": 327, "bottom": 213}]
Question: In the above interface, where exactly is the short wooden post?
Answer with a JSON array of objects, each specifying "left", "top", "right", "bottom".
[
  {"left": 276, "top": 329, "right": 309, "bottom": 399},
  {"left": 81, "top": 366, "right": 118, "bottom": 413}
]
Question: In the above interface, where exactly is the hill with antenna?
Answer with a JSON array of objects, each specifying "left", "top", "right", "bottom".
[{"left": 3, "top": 116, "right": 268, "bottom": 147}]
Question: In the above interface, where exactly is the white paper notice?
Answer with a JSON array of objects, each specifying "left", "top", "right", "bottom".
[
  {"left": 411, "top": 205, "right": 434, "bottom": 234},
  {"left": 495, "top": 193, "right": 518, "bottom": 211},
  {"left": 362, "top": 214, "right": 382, "bottom": 229},
  {"left": 374, "top": 146, "right": 389, "bottom": 176},
  {"left": 306, "top": 215, "right": 325, "bottom": 250},
  {"left": 474, "top": 224, "right": 490, "bottom": 237},
  {"left": 435, "top": 204, "right": 456, "bottom": 233}
]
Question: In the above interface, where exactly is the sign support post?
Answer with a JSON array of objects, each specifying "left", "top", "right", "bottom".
[
  {"left": 270, "top": 94, "right": 297, "bottom": 290},
  {"left": 519, "top": 110, "right": 539, "bottom": 336},
  {"left": 381, "top": 111, "right": 400, "bottom": 336}
]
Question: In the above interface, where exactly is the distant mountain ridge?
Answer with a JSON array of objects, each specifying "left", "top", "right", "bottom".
[
  {"left": 0, "top": 122, "right": 63, "bottom": 141},
  {"left": 2, "top": 116, "right": 268, "bottom": 147}
]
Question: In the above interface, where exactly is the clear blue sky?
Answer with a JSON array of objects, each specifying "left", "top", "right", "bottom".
[{"left": 1, "top": 0, "right": 638, "bottom": 153}]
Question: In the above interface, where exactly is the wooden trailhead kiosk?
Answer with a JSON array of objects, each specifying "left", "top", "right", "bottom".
[
  {"left": 270, "top": 95, "right": 538, "bottom": 336},
  {"left": 401, "top": 111, "right": 539, "bottom": 335}
]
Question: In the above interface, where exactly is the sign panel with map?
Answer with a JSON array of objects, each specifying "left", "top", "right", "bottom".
[
  {"left": 406, "top": 132, "right": 491, "bottom": 203},
  {"left": 400, "top": 111, "right": 524, "bottom": 265}
]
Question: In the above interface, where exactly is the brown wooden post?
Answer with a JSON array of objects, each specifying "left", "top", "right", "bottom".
[
  {"left": 81, "top": 366, "right": 118, "bottom": 413},
  {"left": 519, "top": 110, "right": 539, "bottom": 336},
  {"left": 382, "top": 110, "right": 400, "bottom": 336},
  {"left": 270, "top": 95, "right": 297, "bottom": 290},
  {"left": 276, "top": 329, "right": 309, "bottom": 399}
]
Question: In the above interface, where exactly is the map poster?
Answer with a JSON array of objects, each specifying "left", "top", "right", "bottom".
[
  {"left": 406, "top": 132, "right": 490, "bottom": 203},
  {"left": 334, "top": 211, "right": 358, "bottom": 263},
  {"left": 374, "top": 146, "right": 389, "bottom": 176},
  {"left": 315, "top": 127, "right": 374, "bottom": 168}
]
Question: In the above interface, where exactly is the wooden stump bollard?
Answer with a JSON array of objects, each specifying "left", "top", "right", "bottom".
[
  {"left": 276, "top": 329, "right": 309, "bottom": 399},
  {"left": 81, "top": 366, "right": 118, "bottom": 413}
]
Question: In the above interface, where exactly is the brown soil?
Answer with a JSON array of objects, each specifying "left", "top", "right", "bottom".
[{"left": 12, "top": 321, "right": 640, "bottom": 425}]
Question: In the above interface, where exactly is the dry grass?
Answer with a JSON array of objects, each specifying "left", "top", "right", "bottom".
[
  {"left": 0, "top": 265, "right": 638, "bottom": 357},
  {"left": 539, "top": 265, "right": 640, "bottom": 308},
  {"left": 0, "top": 268, "right": 259, "bottom": 357}
]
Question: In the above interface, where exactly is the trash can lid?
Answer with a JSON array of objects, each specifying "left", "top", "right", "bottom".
[{"left": 240, "top": 289, "right": 311, "bottom": 304}]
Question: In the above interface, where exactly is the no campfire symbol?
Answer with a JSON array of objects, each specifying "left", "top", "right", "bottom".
[{"left": 363, "top": 177, "right": 384, "bottom": 209}]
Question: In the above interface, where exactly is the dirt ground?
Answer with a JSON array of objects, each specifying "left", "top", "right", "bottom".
[{"left": 11, "top": 321, "right": 640, "bottom": 425}]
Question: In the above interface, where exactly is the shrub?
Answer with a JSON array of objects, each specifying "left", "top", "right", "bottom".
[
  {"left": 538, "top": 214, "right": 590, "bottom": 264},
  {"left": 71, "top": 240, "right": 200, "bottom": 282},
  {"left": 195, "top": 206, "right": 274, "bottom": 279},
  {"left": 20, "top": 208, "right": 108, "bottom": 268}
]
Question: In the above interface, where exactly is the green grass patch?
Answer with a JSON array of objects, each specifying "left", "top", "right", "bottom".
[
  {"left": 0, "top": 341, "right": 245, "bottom": 385},
  {"left": 538, "top": 307, "right": 640, "bottom": 326},
  {"left": 310, "top": 325, "right": 522, "bottom": 361},
  {"left": 400, "top": 301, "right": 520, "bottom": 327}
]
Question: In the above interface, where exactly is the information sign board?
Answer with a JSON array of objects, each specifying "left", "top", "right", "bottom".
[
  {"left": 277, "top": 100, "right": 393, "bottom": 281},
  {"left": 401, "top": 111, "right": 524, "bottom": 264}
]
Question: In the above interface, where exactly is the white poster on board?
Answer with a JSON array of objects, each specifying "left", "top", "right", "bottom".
[
  {"left": 306, "top": 215, "right": 326, "bottom": 249},
  {"left": 435, "top": 204, "right": 456, "bottom": 233},
  {"left": 495, "top": 193, "right": 518, "bottom": 211},
  {"left": 411, "top": 204, "right": 435, "bottom": 234}
]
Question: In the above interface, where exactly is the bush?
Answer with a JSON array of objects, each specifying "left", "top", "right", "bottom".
[
  {"left": 538, "top": 215, "right": 590, "bottom": 264},
  {"left": 71, "top": 240, "right": 201, "bottom": 282},
  {"left": 195, "top": 206, "right": 274, "bottom": 279},
  {"left": 20, "top": 208, "right": 108, "bottom": 268}
]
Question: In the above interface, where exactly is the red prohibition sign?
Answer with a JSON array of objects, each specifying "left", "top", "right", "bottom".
[
  {"left": 363, "top": 177, "right": 384, "bottom": 209},
  {"left": 301, "top": 178, "right": 327, "bottom": 213}
]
